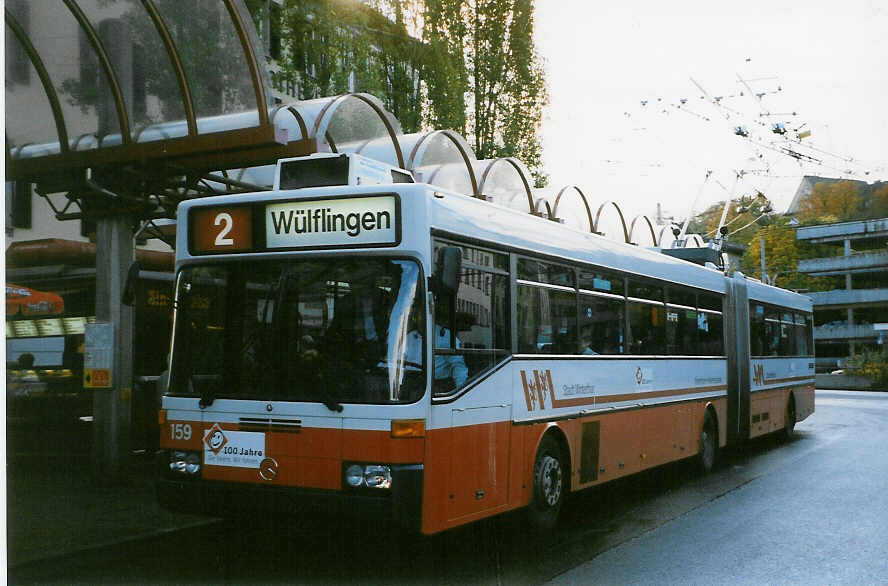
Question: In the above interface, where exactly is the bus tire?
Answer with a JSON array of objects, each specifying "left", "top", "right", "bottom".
[
  {"left": 699, "top": 411, "right": 718, "bottom": 474},
  {"left": 781, "top": 395, "right": 796, "bottom": 442},
  {"left": 528, "top": 434, "right": 566, "bottom": 531}
]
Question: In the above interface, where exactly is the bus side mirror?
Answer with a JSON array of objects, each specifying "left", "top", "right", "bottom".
[{"left": 434, "top": 247, "right": 462, "bottom": 297}]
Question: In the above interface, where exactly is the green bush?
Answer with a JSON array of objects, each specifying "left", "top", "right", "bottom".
[{"left": 847, "top": 348, "right": 888, "bottom": 388}]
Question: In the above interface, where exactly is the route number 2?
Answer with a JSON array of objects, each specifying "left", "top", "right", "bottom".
[
  {"left": 191, "top": 206, "right": 252, "bottom": 254},
  {"left": 171, "top": 423, "right": 192, "bottom": 441},
  {"left": 214, "top": 212, "right": 234, "bottom": 246}
]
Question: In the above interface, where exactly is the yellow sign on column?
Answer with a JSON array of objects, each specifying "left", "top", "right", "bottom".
[{"left": 84, "top": 322, "right": 114, "bottom": 388}]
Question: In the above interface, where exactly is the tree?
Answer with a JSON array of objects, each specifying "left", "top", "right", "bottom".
[
  {"left": 871, "top": 185, "right": 888, "bottom": 219},
  {"left": 423, "top": 0, "right": 549, "bottom": 186},
  {"left": 683, "top": 193, "right": 773, "bottom": 248},
  {"left": 797, "top": 180, "right": 863, "bottom": 223},
  {"left": 741, "top": 218, "right": 833, "bottom": 291},
  {"left": 272, "top": 0, "right": 427, "bottom": 133}
]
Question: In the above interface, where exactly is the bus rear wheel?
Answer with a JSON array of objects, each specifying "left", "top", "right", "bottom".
[
  {"left": 781, "top": 396, "right": 796, "bottom": 442},
  {"left": 528, "top": 435, "right": 566, "bottom": 531},
  {"left": 699, "top": 412, "right": 717, "bottom": 474}
]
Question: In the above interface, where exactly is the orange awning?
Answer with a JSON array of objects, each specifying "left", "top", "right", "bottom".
[{"left": 6, "top": 284, "right": 65, "bottom": 317}]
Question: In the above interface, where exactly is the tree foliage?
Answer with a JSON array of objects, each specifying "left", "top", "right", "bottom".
[
  {"left": 740, "top": 218, "right": 834, "bottom": 291},
  {"left": 872, "top": 185, "right": 888, "bottom": 218},
  {"left": 275, "top": 0, "right": 427, "bottom": 132},
  {"left": 797, "top": 180, "right": 864, "bottom": 223},
  {"left": 424, "top": 0, "right": 549, "bottom": 186},
  {"left": 684, "top": 193, "right": 773, "bottom": 249}
]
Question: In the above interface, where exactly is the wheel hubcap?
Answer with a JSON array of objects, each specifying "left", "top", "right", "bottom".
[{"left": 540, "top": 455, "right": 562, "bottom": 507}]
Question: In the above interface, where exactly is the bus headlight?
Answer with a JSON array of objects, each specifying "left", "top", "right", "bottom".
[
  {"left": 169, "top": 450, "right": 201, "bottom": 477},
  {"left": 345, "top": 464, "right": 365, "bottom": 487},
  {"left": 343, "top": 463, "right": 392, "bottom": 489},
  {"left": 185, "top": 453, "right": 201, "bottom": 475},
  {"left": 170, "top": 451, "right": 187, "bottom": 473},
  {"left": 364, "top": 465, "right": 392, "bottom": 489}
]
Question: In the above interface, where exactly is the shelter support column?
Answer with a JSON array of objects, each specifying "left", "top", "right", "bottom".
[{"left": 92, "top": 215, "right": 135, "bottom": 481}]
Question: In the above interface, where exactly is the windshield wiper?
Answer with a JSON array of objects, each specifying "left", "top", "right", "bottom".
[
  {"left": 194, "top": 375, "right": 219, "bottom": 408},
  {"left": 323, "top": 400, "right": 344, "bottom": 412}
]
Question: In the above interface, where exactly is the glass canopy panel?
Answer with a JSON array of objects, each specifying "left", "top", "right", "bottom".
[
  {"left": 76, "top": 0, "right": 186, "bottom": 140},
  {"left": 7, "top": 0, "right": 122, "bottom": 152},
  {"left": 290, "top": 97, "right": 337, "bottom": 136},
  {"left": 401, "top": 131, "right": 476, "bottom": 167},
  {"left": 554, "top": 187, "right": 593, "bottom": 232},
  {"left": 272, "top": 107, "right": 306, "bottom": 142},
  {"left": 4, "top": 25, "right": 59, "bottom": 154},
  {"left": 476, "top": 159, "right": 532, "bottom": 213},
  {"left": 424, "top": 162, "right": 475, "bottom": 196},
  {"left": 595, "top": 206, "right": 629, "bottom": 243},
  {"left": 631, "top": 218, "right": 658, "bottom": 247},
  {"left": 316, "top": 95, "right": 402, "bottom": 168},
  {"left": 152, "top": 0, "right": 258, "bottom": 129}
]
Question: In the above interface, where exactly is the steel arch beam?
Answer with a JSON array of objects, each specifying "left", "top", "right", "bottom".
[
  {"left": 593, "top": 200, "right": 630, "bottom": 243},
  {"left": 552, "top": 185, "right": 594, "bottom": 232}
]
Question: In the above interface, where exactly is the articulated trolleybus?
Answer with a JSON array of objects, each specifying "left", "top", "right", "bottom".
[{"left": 158, "top": 153, "right": 814, "bottom": 534}]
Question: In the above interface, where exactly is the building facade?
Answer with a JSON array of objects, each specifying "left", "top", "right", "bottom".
[{"left": 796, "top": 218, "right": 888, "bottom": 371}]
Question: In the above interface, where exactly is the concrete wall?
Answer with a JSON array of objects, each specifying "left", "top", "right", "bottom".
[
  {"left": 807, "top": 288, "right": 888, "bottom": 307},
  {"left": 798, "top": 250, "right": 888, "bottom": 275},
  {"left": 816, "top": 373, "right": 882, "bottom": 391}
]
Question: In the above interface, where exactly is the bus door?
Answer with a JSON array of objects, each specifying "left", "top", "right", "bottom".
[{"left": 447, "top": 403, "right": 511, "bottom": 520}]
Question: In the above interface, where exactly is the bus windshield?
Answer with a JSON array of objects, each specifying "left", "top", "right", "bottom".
[{"left": 169, "top": 258, "right": 425, "bottom": 405}]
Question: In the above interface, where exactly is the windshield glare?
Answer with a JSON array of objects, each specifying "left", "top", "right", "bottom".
[{"left": 170, "top": 258, "right": 425, "bottom": 405}]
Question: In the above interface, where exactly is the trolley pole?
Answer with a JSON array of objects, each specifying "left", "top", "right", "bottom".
[
  {"left": 91, "top": 215, "right": 135, "bottom": 481},
  {"left": 759, "top": 233, "right": 768, "bottom": 285}
]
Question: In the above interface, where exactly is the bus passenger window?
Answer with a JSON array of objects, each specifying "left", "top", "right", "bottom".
[
  {"left": 750, "top": 304, "right": 766, "bottom": 356},
  {"left": 765, "top": 308, "right": 781, "bottom": 356},
  {"left": 666, "top": 306, "right": 696, "bottom": 355},
  {"left": 627, "top": 301, "right": 665, "bottom": 355},
  {"left": 698, "top": 310, "right": 724, "bottom": 356},
  {"left": 517, "top": 286, "right": 576, "bottom": 354},
  {"left": 795, "top": 313, "right": 809, "bottom": 356},
  {"left": 433, "top": 248, "right": 509, "bottom": 395},
  {"left": 579, "top": 294, "right": 624, "bottom": 355}
]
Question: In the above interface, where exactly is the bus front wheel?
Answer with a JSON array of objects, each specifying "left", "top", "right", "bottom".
[
  {"left": 699, "top": 412, "right": 718, "bottom": 474},
  {"left": 528, "top": 435, "right": 566, "bottom": 531}
]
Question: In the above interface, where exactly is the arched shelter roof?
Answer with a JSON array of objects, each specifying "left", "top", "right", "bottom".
[
  {"left": 552, "top": 185, "right": 594, "bottom": 232},
  {"left": 475, "top": 158, "right": 534, "bottom": 213},
  {"left": 5, "top": 0, "right": 316, "bottom": 203},
  {"left": 308, "top": 93, "right": 404, "bottom": 168},
  {"left": 400, "top": 130, "right": 479, "bottom": 197},
  {"left": 629, "top": 214, "right": 658, "bottom": 247}
]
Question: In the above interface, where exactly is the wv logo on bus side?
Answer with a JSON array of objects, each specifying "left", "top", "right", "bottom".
[
  {"left": 753, "top": 363, "right": 766, "bottom": 386},
  {"left": 520, "top": 369, "right": 555, "bottom": 412}
]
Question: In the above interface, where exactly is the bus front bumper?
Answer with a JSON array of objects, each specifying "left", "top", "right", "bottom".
[{"left": 156, "top": 458, "right": 423, "bottom": 531}]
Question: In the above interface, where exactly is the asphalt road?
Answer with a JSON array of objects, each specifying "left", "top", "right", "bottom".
[
  {"left": 14, "top": 390, "right": 887, "bottom": 585},
  {"left": 552, "top": 390, "right": 888, "bottom": 585}
]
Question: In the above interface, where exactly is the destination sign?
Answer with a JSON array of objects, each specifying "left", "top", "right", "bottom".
[{"left": 265, "top": 195, "right": 399, "bottom": 249}]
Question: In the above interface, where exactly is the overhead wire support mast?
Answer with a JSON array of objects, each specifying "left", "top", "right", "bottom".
[{"left": 676, "top": 170, "right": 712, "bottom": 247}]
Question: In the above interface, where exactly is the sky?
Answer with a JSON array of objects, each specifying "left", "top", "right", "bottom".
[{"left": 534, "top": 0, "right": 888, "bottom": 226}]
